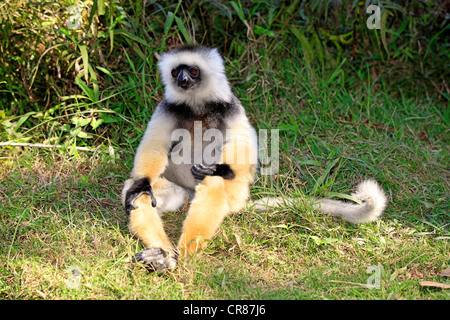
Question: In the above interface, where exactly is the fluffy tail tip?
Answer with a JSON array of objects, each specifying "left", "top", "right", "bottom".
[{"left": 351, "top": 179, "right": 388, "bottom": 222}]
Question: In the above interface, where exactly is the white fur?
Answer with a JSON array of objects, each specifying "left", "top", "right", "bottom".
[
  {"left": 158, "top": 47, "right": 233, "bottom": 111},
  {"left": 249, "top": 179, "right": 387, "bottom": 224}
]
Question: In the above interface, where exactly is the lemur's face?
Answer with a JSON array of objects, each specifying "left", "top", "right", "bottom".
[
  {"left": 171, "top": 64, "right": 201, "bottom": 90},
  {"left": 158, "top": 46, "right": 232, "bottom": 106}
]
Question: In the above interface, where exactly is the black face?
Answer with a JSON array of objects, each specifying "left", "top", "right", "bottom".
[{"left": 171, "top": 64, "right": 200, "bottom": 90}]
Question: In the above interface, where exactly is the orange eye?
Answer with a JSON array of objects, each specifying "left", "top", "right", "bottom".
[
  {"left": 171, "top": 70, "right": 178, "bottom": 77},
  {"left": 190, "top": 68, "right": 199, "bottom": 75}
]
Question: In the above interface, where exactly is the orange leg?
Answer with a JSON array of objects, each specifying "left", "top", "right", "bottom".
[
  {"left": 178, "top": 176, "right": 250, "bottom": 256},
  {"left": 124, "top": 178, "right": 189, "bottom": 271}
]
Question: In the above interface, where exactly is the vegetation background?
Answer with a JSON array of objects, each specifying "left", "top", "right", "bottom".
[{"left": 0, "top": 0, "right": 448, "bottom": 299}]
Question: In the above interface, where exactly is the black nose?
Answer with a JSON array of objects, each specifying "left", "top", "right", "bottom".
[{"left": 177, "top": 71, "right": 187, "bottom": 85}]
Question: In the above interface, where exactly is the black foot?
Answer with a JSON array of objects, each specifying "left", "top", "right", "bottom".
[
  {"left": 134, "top": 248, "right": 178, "bottom": 272},
  {"left": 124, "top": 177, "right": 157, "bottom": 216}
]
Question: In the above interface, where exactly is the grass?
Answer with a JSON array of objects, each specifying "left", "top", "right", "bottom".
[{"left": 1, "top": 54, "right": 448, "bottom": 300}]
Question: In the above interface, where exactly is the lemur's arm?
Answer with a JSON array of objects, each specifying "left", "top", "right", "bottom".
[{"left": 123, "top": 106, "right": 176, "bottom": 215}]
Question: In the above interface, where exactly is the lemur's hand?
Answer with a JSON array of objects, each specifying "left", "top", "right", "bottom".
[
  {"left": 191, "top": 163, "right": 236, "bottom": 180},
  {"left": 124, "top": 177, "right": 157, "bottom": 215},
  {"left": 191, "top": 164, "right": 217, "bottom": 180}
]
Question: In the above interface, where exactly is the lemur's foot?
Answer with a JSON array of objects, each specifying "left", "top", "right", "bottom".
[{"left": 134, "top": 248, "right": 178, "bottom": 272}]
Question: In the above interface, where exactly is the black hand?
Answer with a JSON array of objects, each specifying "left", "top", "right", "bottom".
[
  {"left": 124, "top": 177, "right": 157, "bottom": 215},
  {"left": 191, "top": 163, "right": 235, "bottom": 180},
  {"left": 191, "top": 163, "right": 216, "bottom": 180}
]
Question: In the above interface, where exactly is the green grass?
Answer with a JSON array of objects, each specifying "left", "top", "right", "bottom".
[{"left": 1, "top": 56, "right": 448, "bottom": 300}]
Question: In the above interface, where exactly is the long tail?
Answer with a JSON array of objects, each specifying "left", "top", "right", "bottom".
[{"left": 249, "top": 179, "right": 387, "bottom": 224}]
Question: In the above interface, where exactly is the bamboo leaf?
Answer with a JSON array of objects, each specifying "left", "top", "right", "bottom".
[
  {"left": 95, "top": 66, "right": 112, "bottom": 76},
  {"left": 88, "top": 65, "right": 99, "bottom": 102},
  {"left": 113, "top": 29, "right": 148, "bottom": 47},
  {"left": 75, "top": 78, "right": 95, "bottom": 101},
  {"left": 16, "top": 112, "right": 36, "bottom": 131},
  {"left": 78, "top": 45, "right": 89, "bottom": 82},
  {"left": 164, "top": 11, "right": 174, "bottom": 35},
  {"left": 98, "top": 0, "right": 105, "bottom": 16},
  {"left": 175, "top": 16, "right": 192, "bottom": 44},
  {"left": 163, "top": 0, "right": 182, "bottom": 36},
  {"left": 88, "top": 0, "right": 98, "bottom": 28},
  {"left": 230, "top": 1, "right": 245, "bottom": 22}
]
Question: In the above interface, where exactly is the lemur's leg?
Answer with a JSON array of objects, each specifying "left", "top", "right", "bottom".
[
  {"left": 122, "top": 177, "right": 189, "bottom": 271},
  {"left": 178, "top": 175, "right": 253, "bottom": 256},
  {"left": 178, "top": 176, "right": 228, "bottom": 255},
  {"left": 179, "top": 127, "right": 257, "bottom": 256}
]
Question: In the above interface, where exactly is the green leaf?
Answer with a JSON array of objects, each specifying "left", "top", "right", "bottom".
[
  {"left": 69, "top": 145, "right": 80, "bottom": 158},
  {"left": 60, "top": 124, "right": 71, "bottom": 132},
  {"left": 71, "top": 116, "right": 92, "bottom": 127},
  {"left": 312, "top": 158, "right": 340, "bottom": 194},
  {"left": 78, "top": 45, "right": 89, "bottom": 82},
  {"left": 324, "top": 192, "right": 363, "bottom": 205},
  {"left": 16, "top": 112, "right": 36, "bottom": 131},
  {"left": 253, "top": 25, "right": 275, "bottom": 37},
  {"left": 75, "top": 78, "right": 95, "bottom": 101},
  {"left": 230, "top": 1, "right": 245, "bottom": 22},
  {"left": 88, "top": 64, "right": 99, "bottom": 102},
  {"left": 290, "top": 26, "right": 313, "bottom": 68},
  {"left": 380, "top": 9, "right": 393, "bottom": 56},
  {"left": 90, "top": 117, "right": 104, "bottom": 130},
  {"left": 100, "top": 115, "right": 118, "bottom": 124},
  {"left": 299, "top": 159, "right": 322, "bottom": 166},
  {"left": 123, "top": 50, "right": 136, "bottom": 73},
  {"left": 175, "top": 16, "right": 192, "bottom": 44},
  {"left": 88, "top": 0, "right": 98, "bottom": 28},
  {"left": 164, "top": 11, "right": 175, "bottom": 35},
  {"left": 77, "top": 131, "right": 93, "bottom": 139},
  {"left": 327, "top": 58, "right": 347, "bottom": 85},
  {"left": 163, "top": 0, "right": 182, "bottom": 36},
  {"left": 96, "top": 66, "right": 112, "bottom": 76},
  {"left": 309, "top": 235, "right": 338, "bottom": 245},
  {"left": 97, "top": 0, "right": 105, "bottom": 16},
  {"left": 113, "top": 29, "right": 149, "bottom": 47},
  {"left": 70, "top": 127, "right": 81, "bottom": 137}
]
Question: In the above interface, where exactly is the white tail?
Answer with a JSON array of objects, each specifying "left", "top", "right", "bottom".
[{"left": 249, "top": 179, "right": 387, "bottom": 224}]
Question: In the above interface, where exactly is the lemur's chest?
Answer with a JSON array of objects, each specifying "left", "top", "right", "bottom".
[
  {"left": 165, "top": 114, "right": 226, "bottom": 190},
  {"left": 177, "top": 112, "right": 224, "bottom": 131},
  {"left": 171, "top": 115, "right": 225, "bottom": 158}
]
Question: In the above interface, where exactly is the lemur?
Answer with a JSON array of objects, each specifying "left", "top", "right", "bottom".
[{"left": 121, "top": 45, "right": 387, "bottom": 272}]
